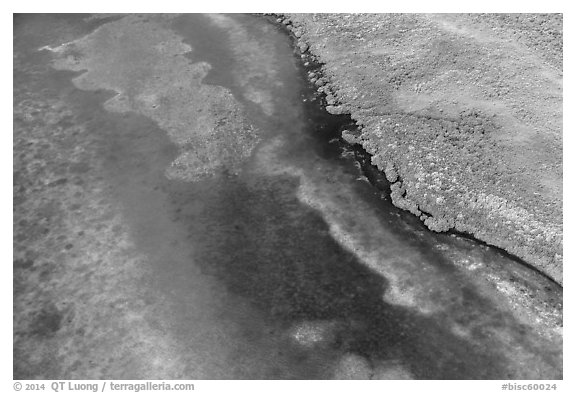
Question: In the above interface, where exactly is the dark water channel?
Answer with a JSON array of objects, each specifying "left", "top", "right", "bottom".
[{"left": 13, "top": 14, "right": 562, "bottom": 379}]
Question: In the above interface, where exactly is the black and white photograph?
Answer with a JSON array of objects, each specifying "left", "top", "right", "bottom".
[{"left": 9, "top": 3, "right": 567, "bottom": 387}]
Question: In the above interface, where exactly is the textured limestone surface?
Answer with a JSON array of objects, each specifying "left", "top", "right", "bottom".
[{"left": 282, "top": 13, "right": 563, "bottom": 284}]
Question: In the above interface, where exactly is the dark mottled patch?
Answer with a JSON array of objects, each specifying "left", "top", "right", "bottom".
[
  {"left": 69, "top": 162, "right": 91, "bottom": 174},
  {"left": 30, "top": 304, "right": 63, "bottom": 337},
  {"left": 48, "top": 178, "right": 68, "bottom": 187},
  {"left": 14, "top": 258, "right": 35, "bottom": 270}
]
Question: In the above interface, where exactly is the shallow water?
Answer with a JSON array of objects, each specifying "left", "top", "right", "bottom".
[{"left": 13, "top": 14, "right": 562, "bottom": 379}]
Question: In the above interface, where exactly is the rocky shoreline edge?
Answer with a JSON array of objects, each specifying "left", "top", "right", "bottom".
[{"left": 265, "top": 13, "right": 563, "bottom": 285}]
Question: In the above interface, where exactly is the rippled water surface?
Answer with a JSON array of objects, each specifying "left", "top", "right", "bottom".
[{"left": 13, "top": 14, "right": 562, "bottom": 379}]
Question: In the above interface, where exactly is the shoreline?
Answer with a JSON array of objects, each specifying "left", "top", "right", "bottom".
[
  {"left": 13, "top": 13, "right": 563, "bottom": 379},
  {"left": 273, "top": 13, "right": 563, "bottom": 285}
]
